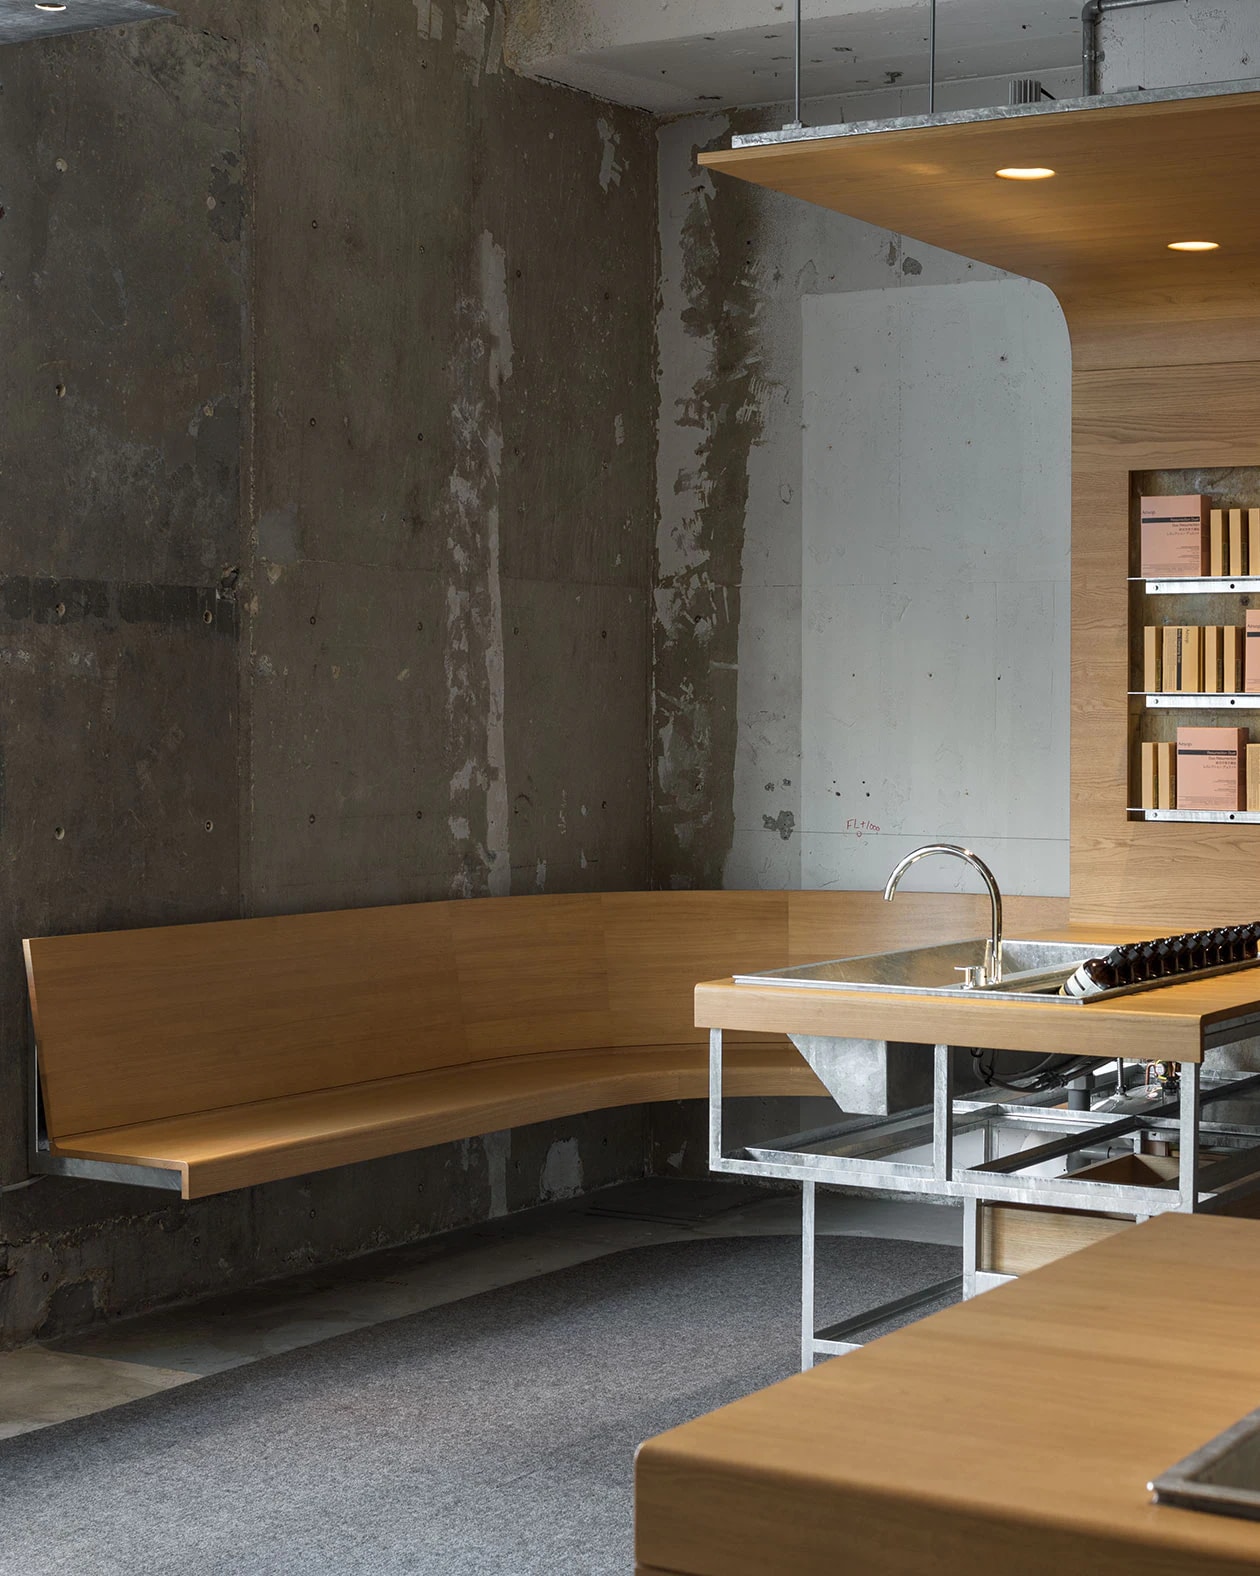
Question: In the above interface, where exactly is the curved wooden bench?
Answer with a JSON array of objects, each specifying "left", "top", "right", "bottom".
[
  {"left": 22, "top": 892, "right": 812, "bottom": 1199},
  {"left": 23, "top": 888, "right": 1068, "bottom": 1201}
]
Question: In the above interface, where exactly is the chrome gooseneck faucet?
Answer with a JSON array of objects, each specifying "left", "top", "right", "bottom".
[{"left": 883, "top": 844, "right": 1004, "bottom": 985}]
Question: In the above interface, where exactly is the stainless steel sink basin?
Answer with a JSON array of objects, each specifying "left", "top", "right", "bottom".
[{"left": 735, "top": 939, "right": 1106, "bottom": 1004}]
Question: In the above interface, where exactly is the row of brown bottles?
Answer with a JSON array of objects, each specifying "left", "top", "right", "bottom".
[{"left": 1062, "top": 925, "right": 1260, "bottom": 997}]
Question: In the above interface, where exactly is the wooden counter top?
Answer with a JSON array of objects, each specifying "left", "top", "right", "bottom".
[
  {"left": 696, "top": 928, "right": 1260, "bottom": 1064},
  {"left": 635, "top": 1214, "right": 1260, "bottom": 1576}
]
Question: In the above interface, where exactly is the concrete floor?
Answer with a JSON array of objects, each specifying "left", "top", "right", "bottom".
[{"left": 0, "top": 1180, "right": 961, "bottom": 1440}]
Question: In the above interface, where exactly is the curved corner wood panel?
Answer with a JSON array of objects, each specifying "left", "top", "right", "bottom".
[
  {"left": 699, "top": 86, "right": 1260, "bottom": 928},
  {"left": 25, "top": 892, "right": 793, "bottom": 1141}
]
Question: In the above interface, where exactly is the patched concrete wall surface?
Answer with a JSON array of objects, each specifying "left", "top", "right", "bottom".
[
  {"left": 800, "top": 281, "right": 1070, "bottom": 896},
  {"left": 1100, "top": 0, "right": 1260, "bottom": 90},
  {"left": 652, "top": 71, "right": 1077, "bottom": 894},
  {"left": 0, "top": 0, "right": 656, "bottom": 1345}
]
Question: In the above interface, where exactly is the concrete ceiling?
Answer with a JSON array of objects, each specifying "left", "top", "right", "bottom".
[{"left": 507, "top": 0, "right": 1085, "bottom": 113}]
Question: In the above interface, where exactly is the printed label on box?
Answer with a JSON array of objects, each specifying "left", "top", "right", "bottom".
[
  {"left": 1175, "top": 725, "right": 1246, "bottom": 811},
  {"left": 1140, "top": 495, "right": 1210, "bottom": 578},
  {"left": 1247, "top": 610, "right": 1260, "bottom": 694}
]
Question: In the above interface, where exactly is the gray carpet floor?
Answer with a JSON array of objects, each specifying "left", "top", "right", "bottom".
[{"left": 0, "top": 1234, "right": 960, "bottom": 1576}]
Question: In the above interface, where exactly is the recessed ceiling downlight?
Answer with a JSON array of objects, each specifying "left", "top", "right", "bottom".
[
  {"left": 35, "top": 5, "right": 68, "bottom": 11},
  {"left": 995, "top": 167, "right": 1056, "bottom": 180},
  {"left": 1168, "top": 240, "right": 1220, "bottom": 252}
]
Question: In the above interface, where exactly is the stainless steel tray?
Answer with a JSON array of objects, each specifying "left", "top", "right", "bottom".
[
  {"left": 1151, "top": 1406, "right": 1260, "bottom": 1520},
  {"left": 735, "top": 938, "right": 1260, "bottom": 1006}
]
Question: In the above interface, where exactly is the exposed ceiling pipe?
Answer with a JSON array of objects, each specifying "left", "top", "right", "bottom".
[
  {"left": 783, "top": 0, "right": 803, "bottom": 129},
  {"left": 1082, "top": 0, "right": 1183, "bottom": 96}
]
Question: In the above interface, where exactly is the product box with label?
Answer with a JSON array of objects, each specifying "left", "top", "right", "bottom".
[
  {"left": 1248, "top": 745, "right": 1260, "bottom": 813},
  {"left": 1140, "top": 742, "right": 1158, "bottom": 809},
  {"left": 1143, "top": 626, "right": 1162, "bottom": 692},
  {"left": 1231, "top": 508, "right": 1248, "bottom": 575},
  {"left": 1156, "top": 741, "right": 1177, "bottom": 810},
  {"left": 1161, "top": 624, "right": 1202, "bottom": 692},
  {"left": 1211, "top": 509, "right": 1226, "bottom": 576},
  {"left": 1175, "top": 726, "right": 1247, "bottom": 811},
  {"left": 1139, "top": 495, "right": 1211, "bottom": 578},
  {"left": 1204, "top": 625, "right": 1223, "bottom": 694},
  {"left": 1226, "top": 624, "right": 1243, "bottom": 692},
  {"left": 1247, "top": 610, "right": 1260, "bottom": 693}
]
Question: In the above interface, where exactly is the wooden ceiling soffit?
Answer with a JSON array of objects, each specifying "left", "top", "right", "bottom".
[{"left": 699, "top": 85, "right": 1260, "bottom": 316}]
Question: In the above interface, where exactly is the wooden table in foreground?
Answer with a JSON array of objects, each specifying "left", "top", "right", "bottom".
[{"left": 635, "top": 1214, "right": 1260, "bottom": 1576}]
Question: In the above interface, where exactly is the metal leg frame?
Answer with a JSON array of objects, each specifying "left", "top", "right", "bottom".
[
  {"left": 709, "top": 1029, "right": 1260, "bottom": 1371},
  {"left": 796, "top": 1043, "right": 967, "bottom": 1368},
  {"left": 801, "top": 1180, "right": 816, "bottom": 1370}
]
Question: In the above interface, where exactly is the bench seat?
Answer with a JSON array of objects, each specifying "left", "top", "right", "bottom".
[
  {"left": 47, "top": 1041, "right": 812, "bottom": 1200},
  {"left": 25, "top": 890, "right": 1069, "bottom": 1199}
]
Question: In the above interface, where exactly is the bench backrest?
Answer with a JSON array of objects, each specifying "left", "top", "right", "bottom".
[
  {"left": 25, "top": 888, "right": 1069, "bottom": 1140},
  {"left": 25, "top": 892, "right": 789, "bottom": 1138}
]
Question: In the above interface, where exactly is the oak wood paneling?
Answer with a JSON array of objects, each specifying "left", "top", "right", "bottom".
[
  {"left": 1070, "top": 363, "right": 1260, "bottom": 924},
  {"left": 602, "top": 891, "right": 788, "bottom": 1047},
  {"left": 25, "top": 903, "right": 464, "bottom": 1136},
  {"left": 786, "top": 891, "right": 1068, "bottom": 965}
]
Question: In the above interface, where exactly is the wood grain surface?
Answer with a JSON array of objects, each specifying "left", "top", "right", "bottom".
[
  {"left": 635, "top": 1214, "right": 1260, "bottom": 1576},
  {"left": 52, "top": 1042, "right": 821, "bottom": 1200},
  {"left": 29, "top": 889, "right": 1056, "bottom": 1196},
  {"left": 699, "top": 90, "right": 1260, "bottom": 306},
  {"left": 25, "top": 892, "right": 795, "bottom": 1140},
  {"left": 785, "top": 890, "right": 1068, "bottom": 965}
]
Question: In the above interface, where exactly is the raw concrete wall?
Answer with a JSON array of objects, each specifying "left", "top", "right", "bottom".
[
  {"left": 652, "top": 69, "right": 1077, "bottom": 894},
  {"left": 0, "top": 0, "right": 657, "bottom": 1345},
  {"left": 1100, "top": 0, "right": 1260, "bottom": 89},
  {"left": 800, "top": 281, "right": 1070, "bottom": 896}
]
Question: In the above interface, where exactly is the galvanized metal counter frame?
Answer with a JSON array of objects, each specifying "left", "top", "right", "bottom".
[{"left": 708, "top": 1029, "right": 1260, "bottom": 1369}]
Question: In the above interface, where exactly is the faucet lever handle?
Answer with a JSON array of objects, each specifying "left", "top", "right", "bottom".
[{"left": 955, "top": 965, "right": 985, "bottom": 990}]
